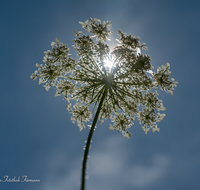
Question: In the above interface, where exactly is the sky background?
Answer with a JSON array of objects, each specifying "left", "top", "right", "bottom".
[{"left": 0, "top": 0, "right": 200, "bottom": 190}]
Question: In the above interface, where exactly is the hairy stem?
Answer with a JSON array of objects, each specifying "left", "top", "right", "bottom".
[{"left": 81, "top": 86, "right": 108, "bottom": 190}]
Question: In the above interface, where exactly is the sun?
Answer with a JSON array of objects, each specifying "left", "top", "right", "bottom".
[{"left": 103, "top": 54, "right": 115, "bottom": 72}]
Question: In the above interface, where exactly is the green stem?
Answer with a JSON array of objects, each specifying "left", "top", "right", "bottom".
[{"left": 81, "top": 86, "right": 108, "bottom": 190}]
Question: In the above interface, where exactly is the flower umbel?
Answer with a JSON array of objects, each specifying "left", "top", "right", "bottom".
[
  {"left": 30, "top": 18, "right": 178, "bottom": 190},
  {"left": 30, "top": 18, "right": 178, "bottom": 135}
]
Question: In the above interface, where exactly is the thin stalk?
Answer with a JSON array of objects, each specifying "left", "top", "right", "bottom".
[{"left": 81, "top": 86, "right": 108, "bottom": 190}]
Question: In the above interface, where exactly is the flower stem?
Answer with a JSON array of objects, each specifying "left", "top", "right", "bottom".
[{"left": 81, "top": 86, "right": 108, "bottom": 190}]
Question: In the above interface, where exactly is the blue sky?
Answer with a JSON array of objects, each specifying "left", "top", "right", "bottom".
[{"left": 0, "top": 0, "right": 200, "bottom": 190}]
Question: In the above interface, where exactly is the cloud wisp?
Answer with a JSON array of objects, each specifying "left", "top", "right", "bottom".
[{"left": 42, "top": 136, "right": 171, "bottom": 190}]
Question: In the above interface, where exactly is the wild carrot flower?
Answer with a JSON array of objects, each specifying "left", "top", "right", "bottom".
[{"left": 31, "top": 18, "right": 178, "bottom": 190}]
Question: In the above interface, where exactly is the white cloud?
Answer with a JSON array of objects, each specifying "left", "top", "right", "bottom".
[
  {"left": 41, "top": 136, "right": 171, "bottom": 190},
  {"left": 42, "top": 149, "right": 80, "bottom": 190},
  {"left": 43, "top": 169, "right": 79, "bottom": 190},
  {"left": 88, "top": 136, "right": 171, "bottom": 189}
]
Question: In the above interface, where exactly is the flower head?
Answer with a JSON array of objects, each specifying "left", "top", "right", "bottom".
[{"left": 31, "top": 18, "right": 178, "bottom": 137}]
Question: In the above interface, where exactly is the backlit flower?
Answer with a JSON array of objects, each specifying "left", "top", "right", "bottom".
[{"left": 31, "top": 18, "right": 178, "bottom": 137}]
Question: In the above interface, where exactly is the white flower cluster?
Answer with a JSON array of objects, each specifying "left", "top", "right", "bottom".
[
  {"left": 71, "top": 103, "right": 92, "bottom": 131},
  {"left": 30, "top": 38, "right": 76, "bottom": 92},
  {"left": 153, "top": 62, "right": 178, "bottom": 95},
  {"left": 109, "top": 113, "right": 132, "bottom": 138},
  {"left": 79, "top": 18, "right": 112, "bottom": 41},
  {"left": 31, "top": 18, "right": 178, "bottom": 137},
  {"left": 117, "top": 29, "right": 148, "bottom": 50}
]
